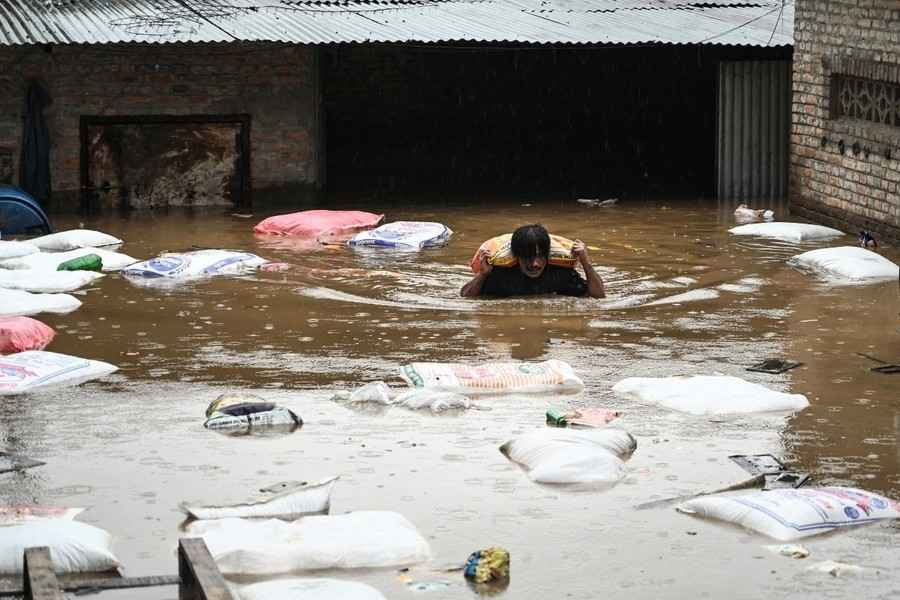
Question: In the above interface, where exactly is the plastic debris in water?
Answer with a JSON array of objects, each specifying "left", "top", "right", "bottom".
[
  {"left": 765, "top": 544, "right": 810, "bottom": 559},
  {"left": 464, "top": 547, "right": 510, "bottom": 584}
]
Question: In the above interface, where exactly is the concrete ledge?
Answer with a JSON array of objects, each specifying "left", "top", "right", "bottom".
[{"left": 791, "top": 195, "right": 900, "bottom": 246}]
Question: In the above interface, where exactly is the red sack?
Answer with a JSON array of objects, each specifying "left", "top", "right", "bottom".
[
  {"left": 0, "top": 317, "right": 56, "bottom": 354},
  {"left": 253, "top": 210, "right": 384, "bottom": 238}
]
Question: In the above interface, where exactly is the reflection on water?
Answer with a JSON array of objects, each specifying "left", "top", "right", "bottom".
[{"left": 1, "top": 195, "right": 898, "bottom": 599}]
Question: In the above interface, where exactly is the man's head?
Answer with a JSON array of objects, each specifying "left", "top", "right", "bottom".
[{"left": 511, "top": 224, "right": 550, "bottom": 278}]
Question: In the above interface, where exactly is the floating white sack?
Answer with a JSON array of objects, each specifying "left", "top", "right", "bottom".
[
  {"left": 500, "top": 428, "right": 636, "bottom": 484},
  {"left": 787, "top": 246, "right": 899, "bottom": 283},
  {"left": 611, "top": 375, "right": 809, "bottom": 415},
  {"left": 29, "top": 229, "right": 123, "bottom": 251},
  {"left": 349, "top": 221, "right": 453, "bottom": 249},
  {"left": 728, "top": 222, "right": 845, "bottom": 242},
  {"left": 0, "top": 240, "right": 39, "bottom": 260},
  {"left": 204, "top": 407, "right": 301, "bottom": 430},
  {"left": 394, "top": 389, "right": 471, "bottom": 412},
  {"left": 0, "top": 519, "right": 120, "bottom": 574},
  {"left": 182, "top": 477, "right": 338, "bottom": 520},
  {"left": 122, "top": 250, "right": 267, "bottom": 283},
  {"left": 0, "top": 507, "right": 84, "bottom": 526},
  {"left": 677, "top": 487, "right": 900, "bottom": 541},
  {"left": 0, "top": 269, "right": 103, "bottom": 293},
  {"left": 399, "top": 360, "right": 584, "bottom": 395},
  {"left": 0, "top": 289, "right": 82, "bottom": 317},
  {"left": 0, "top": 247, "right": 137, "bottom": 272},
  {"left": 240, "top": 578, "right": 387, "bottom": 600},
  {"left": 187, "top": 511, "right": 431, "bottom": 575},
  {"left": 0, "top": 351, "right": 117, "bottom": 396}
]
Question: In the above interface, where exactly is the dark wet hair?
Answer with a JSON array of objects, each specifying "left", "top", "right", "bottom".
[{"left": 511, "top": 224, "right": 550, "bottom": 260}]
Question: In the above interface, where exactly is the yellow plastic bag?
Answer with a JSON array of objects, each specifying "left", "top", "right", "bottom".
[{"left": 469, "top": 233, "right": 577, "bottom": 273}]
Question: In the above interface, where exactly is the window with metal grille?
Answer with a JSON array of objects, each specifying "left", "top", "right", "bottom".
[{"left": 831, "top": 74, "right": 900, "bottom": 127}]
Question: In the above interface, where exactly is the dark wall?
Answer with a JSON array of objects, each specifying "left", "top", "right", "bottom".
[{"left": 323, "top": 44, "right": 787, "bottom": 198}]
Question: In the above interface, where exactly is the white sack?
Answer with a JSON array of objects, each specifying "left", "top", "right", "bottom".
[
  {"left": 182, "top": 477, "right": 337, "bottom": 520},
  {"left": 240, "top": 578, "right": 386, "bottom": 600},
  {"left": 0, "top": 350, "right": 117, "bottom": 395},
  {"left": 186, "top": 511, "right": 431, "bottom": 575},
  {"left": 0, "top": 240, "right": 39, "bottom": 260},
  {"left": 0, "top": 519, "right": 120, "bottom": 574},
  {"left": 611, "top": 375, "right": 809, "bottom": 415},
  {"left": 204, "top": 407, "right": 300, "bottom": 430},
  {"left": 0, "top": 288, "right": 82, "bottom": 317},
  {"left": 348, "top": 381, "right": 394, "bottom": 404},
  {"left": 349, "top": 221, "right": 453, "bottom": 250},
  {"left": 500, "top": 428, "right": 636, "bottom": 484},
  {"left": 395, "top": 389, "right": 471, "bottom": 412},
  {"left": 399, "top": 359, "right": 584, "bottom": 395},
  {"left": 123, "top": 250, "right": 267, "bottom": 283},
  {"left": 0, "top": 269, "right": 103, "bottom": 293},
  {"left": 29, "top": 229, "right": 123, "bottom": 251},
  {"left": 787, "top": 246, "right": 899, "bottom": 283},
  {"left": 728, "top": 222, "right": 845, "bottom": 242},
  {"left": 677, "top": 487, "right": 900, "bottom": 541},
  {"left": 0, "top": 247, "right": 137, "bottom": 272}
]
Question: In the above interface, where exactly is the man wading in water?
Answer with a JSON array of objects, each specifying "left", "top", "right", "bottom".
[{"left": 460, "top": 224, "right": 606, "bottom": 298}]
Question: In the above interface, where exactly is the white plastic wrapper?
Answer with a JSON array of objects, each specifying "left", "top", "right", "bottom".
[
  {"left": 0, "top": 269, "right": 103, "bottom": 293},
  {"left": 123, "top": 250, "right": 268, "bottom": 283},
  {"left": 0, "top": 247, "right": 137, "bottom": 272},
  {"left": 349, "top": 221, "right": 453, "bottom": 250},
  {"left": 0, "top": 350, "right": 117, "bottom": 395},
  {"left": 239, "top": 578, "right": 386, "bottom": 600},
  {"left": 677, "top": 487, "right": 900, "bottom": 541},
  {"left": 611, "top": 375, "right": 809, "bottom": 415},
  {"left": 728, "top": 222, "right": 845, "bottom": 242},
  {"left": 500, "top": 428, "right": 636, "bottom": 484},
  {"left": 787, "top": 246, "right": 899, "bottom": 283},
  {"left": 29, "top": 229, "right": 123, "bottom": 251},
  {"left": 0, "top": 288, "right": 82, "bottom": 317},
  {"left": 182, "top": 477, "right": 337, "bottom": 520},
  {"left": 399, "top": 360, "right": 584, "bottom": 395},
  {"left": 0, "top": 240, "right": 39, "bottom": 260},
  {"left": 187, "top": 511, "right": 431, "bottom": 575},
  {"left": 0, "top": 520, "right": 120, "bottom": 574}
]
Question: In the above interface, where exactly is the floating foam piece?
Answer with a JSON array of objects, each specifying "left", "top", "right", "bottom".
[
  {"left": 187, "top": 511, "right": 431, "bottom": 575},
  {"left": 0, "top": 240, "right": 39, "bottom": 260},
  {"left": 0, "top": 350, "right": 117, "bottom": 395},
  {"left": 240, "top": 578, "right": 387, "bottom": 600},
  {"left": 349, "top": 221, "right": 453, "bottom": 249},
  {"left": 0, "top": 317, "right": 55, "bottom": 353},
  {"left": 0, "top": 520, "right": 120, "bottom": 574},
  {"left": 611, "top": 375, "right": 809, "bottom": 415},
  {"left": 254, "top": 210, "right": 384, "bottom": 238},
  {"left": 787, "top": 246, "right": 899, "bottom": 283},
  {"left": 0, "top": 289, "right": 82, "bottom": 317},
  {"left": 728, "top": 222, "right": 845, "bottom": 242},
  {"left": 29, "top": 229, "right": 123, "bottom": 251},
  {"left": 0, "top": 247, "right": 137, "bottom": 272},
  {"left": 500, "top": 428, "right": 636, "bottom": 484},
  {"left": 677, "top": 487, "right": 900, "bottom": 541},
  {"left": 123, "top": 250, "right": 268, "bottom": 283},
  {"left": 399, "top": 360, "right": 584, "bottom": 395},
  {"left": 0, "top": 269, "right": 103, "bottom": 293}
]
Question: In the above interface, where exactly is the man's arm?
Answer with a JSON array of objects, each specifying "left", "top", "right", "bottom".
[
  {"left": 572, "top": 240, "right": 605, "bottom": 298},
  {"left": 460, "top": 250, "right": 494, "bottom": 297}
]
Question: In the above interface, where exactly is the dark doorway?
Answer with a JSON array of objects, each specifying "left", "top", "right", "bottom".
[
  {"left": 323, "top": 45, "right": 723, "bottom": 198},
  {"left": 80, "top": 114, "right": 251, "bottom": 210}
]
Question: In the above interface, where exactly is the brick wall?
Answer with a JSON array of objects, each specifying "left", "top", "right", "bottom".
[
  {"left": 0, "top": 42, "right": 320, "bottom": 208},
  {"left": 791, "top": 0, "right": 900, "bottom": 243}
]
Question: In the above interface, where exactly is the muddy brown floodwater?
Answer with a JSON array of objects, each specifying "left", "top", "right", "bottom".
[{"left": 2, "top": 195, "right": 899, "bottom": 599}]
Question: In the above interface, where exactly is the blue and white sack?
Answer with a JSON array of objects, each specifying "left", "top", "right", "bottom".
[{"left": 349, "top": 222, "right": 452, "bottom": 250}]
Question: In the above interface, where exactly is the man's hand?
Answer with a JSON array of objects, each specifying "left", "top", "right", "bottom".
[
  {"left": 572, "top": 239, "right": 590, "bottom": 267},
  {"left": 477, "top": 249, "right": 494, "bottom": 274}
]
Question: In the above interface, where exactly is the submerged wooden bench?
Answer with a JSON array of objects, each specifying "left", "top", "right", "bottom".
[{"left": 4, "top": 539, "right": 235, "bottom": 600}]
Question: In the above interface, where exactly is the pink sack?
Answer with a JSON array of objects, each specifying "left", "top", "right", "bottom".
[
  {"left": 253, "top": 210, "right": 384, "bottom": 238},
  {"left": 0, "top": 317, "right": 56, "bottom": 354}
]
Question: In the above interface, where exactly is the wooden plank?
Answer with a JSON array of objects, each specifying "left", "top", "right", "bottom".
[
  {"left": 22, "top": 548, "right": 63, "bottom": 600},
  {"left": 178, "top": 538, "right": 236, "bottom": 600},
  {"left": 0, "top": 575, "right": 180, "bottom": 597}
]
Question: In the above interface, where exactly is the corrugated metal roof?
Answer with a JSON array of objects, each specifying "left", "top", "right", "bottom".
[{"left": 0, "top": 0, "right": 794, "bottom": 46}]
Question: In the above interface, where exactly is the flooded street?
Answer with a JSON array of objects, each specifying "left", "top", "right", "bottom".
[{"left": 2, "top": 195, "right": 899, "bottom": 599}]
